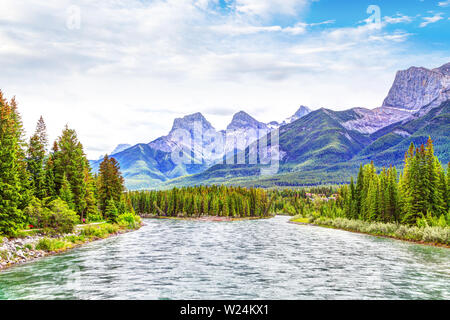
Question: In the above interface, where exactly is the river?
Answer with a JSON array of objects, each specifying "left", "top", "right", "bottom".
[{"left": 0, "top": 216, "right": 449, "bottom": 300}]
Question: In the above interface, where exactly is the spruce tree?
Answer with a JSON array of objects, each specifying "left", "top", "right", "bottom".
[
  {"left": 105, "top": 198, "right": 119, "bottom": 222},
  {"left": 0, "top": 91, "right": 25, "bottom": 235},
  {"left": 98, "top": 155, "right": 125, "bottom": 214},
  {"left": 27, "top": 116, "right": 48, "bottom": 199},
  {"left": 53, "top": 125, "right": 88, "bottom": 219},
  {"left": 59, "top": 174, "right": 75, "bottom": 210}
]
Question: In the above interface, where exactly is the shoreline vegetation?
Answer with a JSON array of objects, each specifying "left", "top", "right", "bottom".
[
  {"left": 289, "top": 216, "right": 449, "bottom": 248},
  {"left": 140, "top": 214, "right": 274, "bottom": 222},
  {"left": 0, "top": 219, "right": 143, "bottom": 271},
  {"left": 127, "top": 186, "right": 273, "bottom": 219},
  {"left": 1, "top": 91, "right": 143, "bottom": 271}
]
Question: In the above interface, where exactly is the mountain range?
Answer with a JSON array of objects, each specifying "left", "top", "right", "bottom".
[{"left": 90, "top": 62, "right": 450, "bottom": 190}]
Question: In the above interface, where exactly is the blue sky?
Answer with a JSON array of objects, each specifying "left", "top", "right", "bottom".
[{"left": 0, "top": 0, "right": 448, "bottom": 158}]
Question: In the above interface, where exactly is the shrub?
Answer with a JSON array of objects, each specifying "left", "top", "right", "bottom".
[
  {"left": 35, "top": 238, "right": 70, "bottom": 252},
  {"left": 117, "top": 212, "right": 142, "bottom": 230},
  {"left": 81, "top": 223, "right": 119, "bottom": 239},
  {"left": 0, "top": 250, "right": 8, "bottom": 260},
  {"left": 64, "top": 235, "right": 86, "bottom": 244},
  {"left": 87, "top": 213, "right": 104, "bottom": 223},
  {"left": 25, "top": 198, "right": 79, "bottom": 235}
]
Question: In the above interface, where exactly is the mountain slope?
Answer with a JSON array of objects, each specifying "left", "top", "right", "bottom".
[{"left": 357, "top": 100, "right": 450, "bottom": 165}]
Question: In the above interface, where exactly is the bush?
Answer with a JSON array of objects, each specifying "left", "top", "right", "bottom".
[
  {"left": 117, "top": 212, "right": 142, "bottom": 230},
  {"left": 64, "top": 235, "right": 86, "bottom": 244},
  {"left": 87, "top": 213, "right": 104, "bottom": 223},
  {"left": 311, "top": 216, "right": 450, "bottom": 245},
  {"left": 81, "top": 223, "right": 119, "bottom": 239},
  {"left": 35, "top": 238, "right": 71, "bottom": 252},
  {"left": 25, "top": 198, "right": 79, "bottom": 234}
]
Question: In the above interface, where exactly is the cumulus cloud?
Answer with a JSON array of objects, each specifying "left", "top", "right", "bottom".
[{"left": 0, "top": 0, "right": 444, "bottom": 158}]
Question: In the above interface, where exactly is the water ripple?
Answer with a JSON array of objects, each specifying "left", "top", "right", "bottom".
[{"left": 0, "top": 216, "right": 449, "bottom": 300}]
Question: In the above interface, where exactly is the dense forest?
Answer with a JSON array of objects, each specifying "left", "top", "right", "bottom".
[
  {"left": 270, "top": 139, "right": 450, "bottom": 228},
  {"left": 0, "top": 91, "right": 135, "bottom": 236},
  {"left": 126, "top": 185, "right": 272, "bottom": 218}
]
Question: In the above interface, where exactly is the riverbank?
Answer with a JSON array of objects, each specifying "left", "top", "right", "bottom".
[
  {"left": 140, "top": 214, "right": 274, "bottom": 222},
  {"left": 290, "top": 216, "right": 450, "bottom": 248},
  {"left": 0, "top": 221, "right": 143, "bottom": 271}
]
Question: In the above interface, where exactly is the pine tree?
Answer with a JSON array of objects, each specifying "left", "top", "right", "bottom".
[
  {"left": 0, "top": 91, "right": 26, "bottom": 235},
  {"left": 105, "top": 198, "right": 119, "bottom": 222},
  {"left": 53, "top": 125, "right": 89, "bottom": 219},
  {"left": 98, "top": 155, "right": 125, "bottom": 214},
  {"left": 43, "top": 154, "right": 57, "bottom": 198},
  {"left": 59, "top": 174, "right": 75, "bottom": 210},
  {"left": 27, "top": 116, "right": 48, "bottom": 199}
]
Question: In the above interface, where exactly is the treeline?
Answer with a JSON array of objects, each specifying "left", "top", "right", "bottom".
[
  {"left": 0, "top": 91, "right": 133, "bottom": 236},
  {"left": 126, "top": 185, "right": 272, "bottom": 218},
  {"left": 298, "top": 138, "right": 449, "bottom": 227}
]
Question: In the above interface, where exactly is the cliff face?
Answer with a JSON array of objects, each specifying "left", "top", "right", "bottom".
[
  {"left": 382, "top": 63, "right": 450, "bottom": 112},
  {"left": 342, "top": 62, "right": 450, "bottom": 134}
]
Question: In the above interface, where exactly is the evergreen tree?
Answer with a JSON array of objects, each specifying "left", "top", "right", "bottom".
[
  {"left": 0, "top": 91, "right": 25, "bottom": 235},
  {"left": 105, "top": 198, "right": 119, "bottom": 222},
  {"left": 53, "top": 125, "right": 89, "bottom": 219},
  {"left": 59, "top": 174, "right": 75, "bottom": 210},
  {"left": 27, "top": 116, "right": 48, "bottom": 199},
  {"left": 98, "top": 155, "right": 125, "bottom": 214}
]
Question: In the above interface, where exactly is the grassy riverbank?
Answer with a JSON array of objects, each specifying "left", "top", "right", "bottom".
[
  {"left": 0, "top": 216, "right": 142, "bottom": 271},
  {"left": 290, "top": 215, "right": 450, "bottom": 248}
]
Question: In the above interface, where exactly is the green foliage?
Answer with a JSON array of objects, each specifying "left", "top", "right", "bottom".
[
  {"left": 25, "top": 197, "right": 79, "bottom": 234},
  {"left": 80, "top": 223, "right": 119, "bottom": 239},
  {"left": 126, "top": 185, "right": 272, "bottom": 218},
  {"left": 117, "top": 212, "right": 142, "bottom": 229},
  {"left": 311, "top": 217, "right": 449, "bottom": 245},
  {"left": 52, "top": 125, "right": 89, "bottom": 219},
  {"left": 26, "top": 116, "right": 48, "bottom": 199},
  {"left": 35, "top": 238, "right": 71, "bottom": 252},
  {"left": 0, "top": 91, "right": 27, "bottom": 236},
  {"left": 104, "top": 198, "right": 119, "bottom": 222},
  {"left": 97, "top": 155, "right": 125, "bottom": 213}
]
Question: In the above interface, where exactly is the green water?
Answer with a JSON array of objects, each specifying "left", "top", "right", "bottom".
[{"left": 0, "top": 216, "right": 449, "bottom": 299}]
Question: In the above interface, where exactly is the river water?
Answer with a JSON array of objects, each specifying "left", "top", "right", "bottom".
[{"left": 0, "top": 216, "right": 449, "bottom": 300}]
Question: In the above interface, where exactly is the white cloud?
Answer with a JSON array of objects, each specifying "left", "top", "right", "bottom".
[
  {"left": 0, "top": 0, "right": 446, "bottom": 158},
  {"left": 420, "top": 13, "right": 444, "bottom": 27},
  {"left": 438, "top": 1, "right": 450, "bottom": 7},
  {"left": 384, "top": 14, "right": 413, "bottom": 24},
  {"left": 234, "top": 0, "right": 309, "bottom": 18}
]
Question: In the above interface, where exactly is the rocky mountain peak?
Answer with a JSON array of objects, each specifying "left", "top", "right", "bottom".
[
  {"left": 293, "top": 106, "right": 312, "bottom": 118},
  {"left": 433, "top": 62, "right": 450, "bottom": 76},
  {"left": 170, "top": 112, "right": 215, "bottom": 133},
  {"left": 382, "top": 62, "right": 450, "bottom": 112},
  {"left": 227, "top": 111, "right": 267, "bottom": 131}
]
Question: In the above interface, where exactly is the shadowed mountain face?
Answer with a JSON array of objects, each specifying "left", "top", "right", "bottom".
[
  {"left": 163, "top": 99, "right": 450, "bottom": 189},
  {"left": 91, "top": 62, "right": 449, "bottom": 190}
]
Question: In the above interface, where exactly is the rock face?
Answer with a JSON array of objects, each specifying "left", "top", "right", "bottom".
[
  {"left": 149, "top": 112, "right": 216, "bottom": 154},
  {"left": 280, "top": 105, "right": 312, "bottom": 126},
  {"left": 343, "top": 62, "right": 450, "bottom": 134},
  {"left": 227, "top": 111, "right": 268, "bottom": 131},
  {"left": 341, "top": 106, "right": 413, "bottom": 134},
  {"left": 382, "top": 63, "right": 450, "bottom": 112}
]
